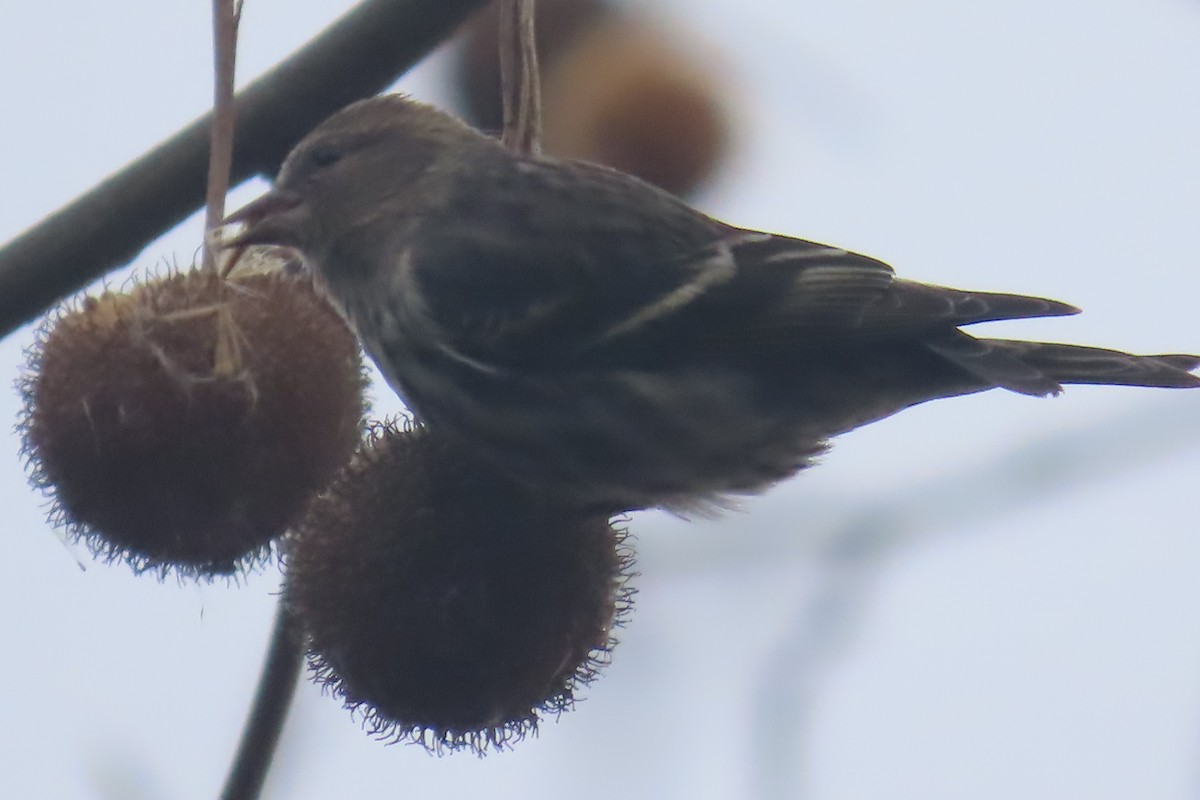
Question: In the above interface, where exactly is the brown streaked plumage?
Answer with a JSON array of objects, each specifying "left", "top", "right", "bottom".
[{"left": 224, "top": 94, "right": 1200, "bottom": 514}]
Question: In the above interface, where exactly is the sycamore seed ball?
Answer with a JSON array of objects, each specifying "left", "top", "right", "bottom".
[
  {"left": 20, "top": 268, "right": 366, "bottom": 578},
  {"left": 455, "top": 1, "right": 732, "bottom": 197},
  {"left": 455, "top": 0, "right": 615, "bottom": 132},
  {"left": 540, "top": 16, "right": 732, "bottom": 197},
  {"left": 284, "top": 421, "right": 633, "bottom": 753}
]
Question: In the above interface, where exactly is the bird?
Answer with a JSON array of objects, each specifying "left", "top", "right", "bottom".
[{"left": 222, "top": 93, "right": 1200, "bottom": 514}]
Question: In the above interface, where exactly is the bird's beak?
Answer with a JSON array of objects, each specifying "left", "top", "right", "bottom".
[{"left": 219, "top": 189, "right": 305, "bottom": 249}]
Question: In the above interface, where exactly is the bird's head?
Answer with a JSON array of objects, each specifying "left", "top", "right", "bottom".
[{"left": 221, "top": 94, "right": 496, "bottom": 261}]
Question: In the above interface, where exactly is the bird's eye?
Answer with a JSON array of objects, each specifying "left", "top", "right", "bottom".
[{"left": 308, "top": 147, "right": 342, "bottom": 169}]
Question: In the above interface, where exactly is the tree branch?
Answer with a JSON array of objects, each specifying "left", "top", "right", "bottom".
[
  {"left": 219, "top": 600, "right": 305, "bottom": 800},
  {"left": 0, "top": 0, "right": 487, "bottom": 341}
]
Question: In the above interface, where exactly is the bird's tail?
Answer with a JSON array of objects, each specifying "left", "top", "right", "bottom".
[{"left": 925, "top": 331, "right": 1200, "bottom": 397}]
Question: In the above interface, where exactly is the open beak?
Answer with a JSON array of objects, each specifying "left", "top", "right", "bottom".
[{"left": 219, "top": 189, "right": 305, "bottom": 249}]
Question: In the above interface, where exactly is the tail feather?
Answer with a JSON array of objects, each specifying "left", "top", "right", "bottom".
[
  {"left": 928, "top": 331, "right": 1200, "bottom": 396},
  {"left": 924, "top": 331, "right": 1065, "bottom": 396},
  {"left": 988, "top": 340, "right": 1200, "bottom": 389}
]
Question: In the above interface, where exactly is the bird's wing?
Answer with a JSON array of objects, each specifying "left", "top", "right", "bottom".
[
  {"left": 406, "top": 158, "right": 735, "bottom": 368},
  {"left": 407, "top": 158, "right": 1076, "bottom": 369},
  {"left": 666, "top": 232, "right": 1080, "bottom": 354}
]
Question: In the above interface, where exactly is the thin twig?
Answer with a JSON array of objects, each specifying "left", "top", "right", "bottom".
[
  {"left": 0, "top": 0, "right": 488, "bottom": 341},
  {"left": 498, "top": 0, "right": 542, "bottom": 155},
  {"left": 203, "top": 0, "right": 243, "bottom": 271},
  {"left": 219, "top": 599, "right": 305, "bottom": 800}
]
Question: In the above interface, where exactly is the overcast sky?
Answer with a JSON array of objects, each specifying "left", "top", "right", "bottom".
[{"left": 3, "top": 1, "right": 1200, "bottom": 798}]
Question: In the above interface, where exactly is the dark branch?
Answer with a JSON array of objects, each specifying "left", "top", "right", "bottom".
[
  {"left": 219, "top": 600, "right": 305, "bottom": 800},
  {"left": 0, "top": 0, "right": 488, "bottom": 340}
]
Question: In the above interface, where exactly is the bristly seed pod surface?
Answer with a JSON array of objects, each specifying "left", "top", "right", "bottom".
[
  {"left": 19, "top": 268, "right": 366, "bottom": 579},
  {"left": 284, "top": 421, "right": 633, "bottom": 754}
]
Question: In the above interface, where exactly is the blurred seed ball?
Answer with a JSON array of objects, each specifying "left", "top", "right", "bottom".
[
  {"left": 19, "top": 268, "right": 366, "bottom": 578},
  {"left": 284, "top": 421, "right": 633, "bottom": 753},
  {"left": 453, "top": 1, "right": 732, "bottom": 197},
  {"left": 539, "top": 16, "right": 733, "bottom": 197},
  {"left": 455, "top": 0, "right": 616, "bottom": 132}
]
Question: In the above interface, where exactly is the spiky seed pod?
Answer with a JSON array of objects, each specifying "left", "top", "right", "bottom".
[
  {"left": 19, "top": 268, "right": 366, "bottom": 578},
  {"left": 284, "top": 421, "right": 633, "bottom": 754},
  {"left": 540, "top": 16, "right": 732, "bottom": 197}
]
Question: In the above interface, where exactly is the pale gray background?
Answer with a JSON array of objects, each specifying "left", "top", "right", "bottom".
[{"left": 2, "top": 1, "right": 1200, "bottom": 798}]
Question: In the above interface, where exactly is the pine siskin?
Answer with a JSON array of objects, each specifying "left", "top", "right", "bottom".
[{"left": 223, "top": 94, "right": 1200, "bottom": 514}]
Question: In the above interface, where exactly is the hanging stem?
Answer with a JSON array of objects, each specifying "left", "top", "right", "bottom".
[
  {"left": 499, "top": 0, "right": 542, "bottom": 155},
  {"left": 203, "top": 0, "right": 243, "bottom": 271},
  {"left": 207, "top": 5, "right": 301, "bottom": 796}
]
